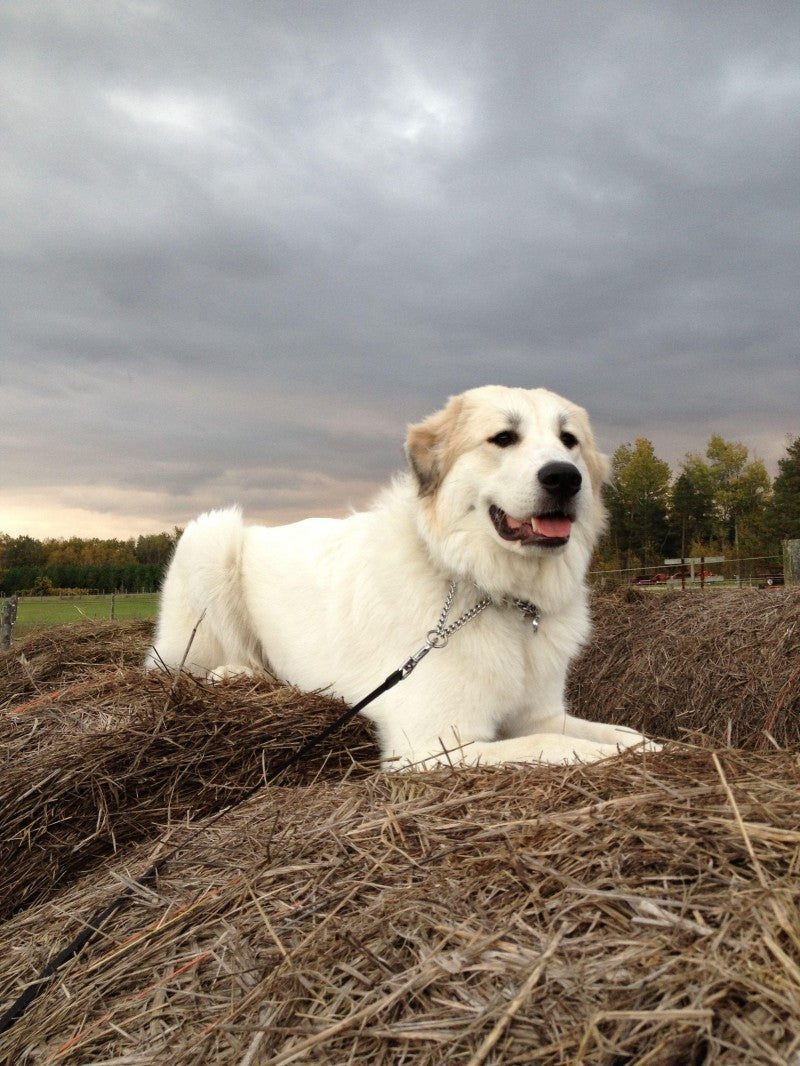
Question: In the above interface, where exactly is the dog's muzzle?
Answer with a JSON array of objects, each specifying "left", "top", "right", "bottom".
[
  {"left": 489, "top": 505, "right": 574, "bottom": 546},
  {"left": 489, "top": 461, "right": 581, "bottom": 548}
]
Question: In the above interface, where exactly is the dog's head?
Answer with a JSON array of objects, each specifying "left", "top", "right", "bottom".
[{"left": 405, "top": 386, "right": 609, "bottom": 596}]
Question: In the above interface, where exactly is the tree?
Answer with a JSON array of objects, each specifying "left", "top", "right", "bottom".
[
  {"left": 46, "top": 537, "right": 137, "bottom": 567},
  {"left": 705, "top": 435, "right": 771, "bottom": 553},
  {"left": 134, "top": 532, "right": 178, "bottom": 567},
  {"left": 705, "top": 435, "right": 747, "bottom": 547},
  {"left": 767, "top": 436, "right": 800, "bottom": 542},
  {"left": 604, "top": 439, "right": 672, "bottom": 569},
  {"left": 677, "top": 436, "right": 772, "bottom": 556},
  {"left": 0, "top": 535, "right": 48, "bottom": 569},
  {"left": 669, "top": 460, "right": 716, "bottom": 558},
  {"left": 0, "top": 530, "right": 176, "bottom": 593},
  {"left": 730, "top": 461, "right": 773, "bottom": 559}
]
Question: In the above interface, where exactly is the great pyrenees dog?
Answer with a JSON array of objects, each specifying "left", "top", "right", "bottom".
[{"left": 146, "top": 385, "right": 659, "bottom": 768}]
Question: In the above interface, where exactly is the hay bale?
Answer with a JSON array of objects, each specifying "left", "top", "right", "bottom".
[
  {"left": 1, "top": 596, "right": 799, "bottom": 1063},
  {"left": 0, "top": 618, "right": 153, "bottom": 696},
  {"left": 570, "top": 587, "right": 800, "bottom": 749},
  {"left": 0, "top": 625, "right": 375, "bottom": 922},
  {"left": 1, "top": 752, "right": 798, "bottom": 1063}
]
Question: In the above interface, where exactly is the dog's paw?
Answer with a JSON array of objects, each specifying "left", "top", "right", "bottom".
[
  {"left": 553, "top": 733, "right": 662, "bottom": 764},
  {"left": 611, "top": 725, "right": 662, "bottom": 753},
  {"left": 567, "top": 738, "right": 634, "bottom": 764},
  {"left": 207, "top": 663, "right": 255, "bottom": 682},
  {"left": 640, "top": 738, "right": 663, "bottom": 753}
]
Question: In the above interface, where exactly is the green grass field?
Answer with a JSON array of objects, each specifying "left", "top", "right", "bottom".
[{"left": 12, "top": 594, "right": 158, "bottom": 637}]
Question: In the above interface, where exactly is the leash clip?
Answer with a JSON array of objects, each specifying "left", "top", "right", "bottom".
[
  {"left": 399, "top": 628, "right": 448, "bottom": 679},
  {"left": 399, "top": 643, "right": 432, "bottom": 679}
]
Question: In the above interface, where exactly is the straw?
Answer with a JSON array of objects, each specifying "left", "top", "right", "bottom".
[{"left": 1, "top": 590, "right": 798, "bottom": 1063}]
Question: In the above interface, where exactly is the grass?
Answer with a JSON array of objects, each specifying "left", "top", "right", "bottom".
[{"left": 12, "top": 593, "right": 158, "bottom": 636}]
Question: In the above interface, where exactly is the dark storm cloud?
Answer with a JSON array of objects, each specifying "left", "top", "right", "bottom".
[{"left": 2, "top": 0, "right": 799, "bottom": 535}]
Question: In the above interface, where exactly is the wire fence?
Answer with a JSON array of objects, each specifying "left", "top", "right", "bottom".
[{"left": 589, "top": 553, "right": 785, "bottom": 588}]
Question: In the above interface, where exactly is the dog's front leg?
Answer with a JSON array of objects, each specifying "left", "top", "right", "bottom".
[
  {"left": 385, "top": 732, "right": 638, "bottom": 769},
  {"left": 534, "top": 710, "right": 661, "bottom": 753}
]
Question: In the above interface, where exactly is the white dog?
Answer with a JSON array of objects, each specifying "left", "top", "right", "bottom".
[{"left": 146, "top": 385, "right": 659, "bottom": 768}]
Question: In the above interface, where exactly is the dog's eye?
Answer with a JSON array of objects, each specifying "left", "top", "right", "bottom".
[
  {"left": 488, "top": 430, "right": 519, "bottom": 448},
  {"left": 560, "top": 430, "right": 578, "bottom": 449}
]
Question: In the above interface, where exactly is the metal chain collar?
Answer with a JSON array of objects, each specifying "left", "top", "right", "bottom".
[{"left": 399, "top": 581, "right": 539, "bottom": 679}]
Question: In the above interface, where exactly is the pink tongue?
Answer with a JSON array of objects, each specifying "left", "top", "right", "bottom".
[{"left": 533, "top": 516, "right": 573, "bottom": 539}]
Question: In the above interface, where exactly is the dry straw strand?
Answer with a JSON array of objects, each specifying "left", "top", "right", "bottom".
[{"left": 463, "top": 922, "right": 566, "bottom": 1066}]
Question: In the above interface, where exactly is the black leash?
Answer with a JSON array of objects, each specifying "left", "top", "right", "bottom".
[{"left": 1, "top": 581, "right": 507, "bottom": 1034}]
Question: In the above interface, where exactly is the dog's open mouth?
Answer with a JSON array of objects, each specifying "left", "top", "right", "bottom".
[{"left": 489, "top": 505, "right": 573, "bottom": 547}]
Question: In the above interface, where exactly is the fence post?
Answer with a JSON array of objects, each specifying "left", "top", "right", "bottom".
[
  {"left": 784, "top": 540, "right": 800, "bottom": 586},
  {"left": 1, "top": 595, "right": 18, "bottom": 649}
]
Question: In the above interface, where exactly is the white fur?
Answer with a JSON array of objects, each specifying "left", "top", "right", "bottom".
[{"left": 146, "top": 385, "right": 660, "bottom": 768}]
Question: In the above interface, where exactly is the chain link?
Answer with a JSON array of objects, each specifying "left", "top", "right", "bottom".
[
  {"left": 398, "top": 581, "right": 536, "bottom": 678},
  {"left": 433, "top": 580, "right": 457, "bottom": 634},
  {"left": 436, "top": 583, "right": 492, "bottom": 642}
]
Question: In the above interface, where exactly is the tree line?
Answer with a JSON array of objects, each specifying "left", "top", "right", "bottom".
[
  {"left": 0, "top": 531, "right": 180, "bottom": 595},
  {"left": 1, "top": 433, "right": 798, "bottom": 593},
  {"left": 600, "top": 433, "right": 800, "bottom": 574}
]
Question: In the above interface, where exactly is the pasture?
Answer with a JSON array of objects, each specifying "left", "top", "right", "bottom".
[
  {"left": 1, "top": 589, "right": 798, "bottom": 1063},
  {"left": 12, "top": 593, "right": 158, "bottom": 636}
]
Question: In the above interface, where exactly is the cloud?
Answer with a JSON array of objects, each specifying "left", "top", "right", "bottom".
[{"left": 1, "top": 0, "right": 798, "bottom": 537}]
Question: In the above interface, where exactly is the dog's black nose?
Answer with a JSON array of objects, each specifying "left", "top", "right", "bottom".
[{"left": 537, "top": 461, "right": 582, "bottom": 498}]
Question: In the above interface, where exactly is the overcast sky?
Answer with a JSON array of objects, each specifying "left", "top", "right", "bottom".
[{"left": 2, "top": 1, "right": 799, "bottom": 540}]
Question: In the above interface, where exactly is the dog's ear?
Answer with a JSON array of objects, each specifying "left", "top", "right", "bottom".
[
  {"left": 570, "top": 404, "right": 611, "bottom": 504},
  {"left": 405, "top": 395, "right": 464, "bottom": 496},
  {"left": 585, "top": 445, "right": 611, "bottom": 497}
]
